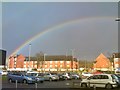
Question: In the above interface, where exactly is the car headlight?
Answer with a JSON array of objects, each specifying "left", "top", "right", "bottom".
[{"left": 27, "top": 77, "right": 32, "bottom": 80}]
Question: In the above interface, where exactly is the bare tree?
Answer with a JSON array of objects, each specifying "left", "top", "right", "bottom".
[{"left": 35, "top": 51, "right": 44, "bottom": 72}]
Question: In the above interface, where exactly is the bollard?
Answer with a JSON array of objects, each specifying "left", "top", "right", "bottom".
[
  {"left": 35, "top": 83, "right": 37, "bottom": 88},
  {"left": 93, "top": 85, "right": 96, "bottom": 90},
  {"left": 16, "top": 80, "right": 17, "bottom": 88}
]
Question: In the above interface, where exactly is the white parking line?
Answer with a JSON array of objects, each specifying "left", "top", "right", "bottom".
[{"left": 66, "top": 83, "right": 70, "bottom": 85}]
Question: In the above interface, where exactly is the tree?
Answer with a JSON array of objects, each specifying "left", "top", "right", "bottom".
[{"left": 35, "top": 51, "right": 44, "bottom": 72}]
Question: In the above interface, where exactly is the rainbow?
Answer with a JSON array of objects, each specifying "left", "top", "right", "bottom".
[{"left": 8, "top": 16, "right": 115, "bottom": 59}]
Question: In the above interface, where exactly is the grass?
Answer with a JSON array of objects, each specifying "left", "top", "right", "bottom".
[{"left": 2, "top": 75, "right": 7, "bottom": 81}]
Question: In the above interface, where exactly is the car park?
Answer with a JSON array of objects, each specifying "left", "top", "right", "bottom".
[
  {"left": 43, "top": 73, "right": 59, "bottom": 81},
  {"left": 7, "top": 71, "right": 36, "bottom": 84},
  {"left": 81, "top": 74, "right": 120, "bottom": 89}
]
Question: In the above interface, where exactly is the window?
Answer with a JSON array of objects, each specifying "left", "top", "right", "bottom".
[
  {"left": 55, "top": 61, "right": 58, "bottom": 63},
  {"left": 50, "top": 61, "right": 52, "bottom": 64},
  {"left": 35, "top": 61, "right": 37, "bottom": 63},
  {"left": 67, "top": 65, "right": 70, "bottom": 67},
  {"left": 67, "top": 61, "right": 70, "bottom": 64},
  {"left": 60, "top": 65, "right": 63, "bottom": 67},
  {"left": 92, "top": 75, "right": 101, "bottom": 79},
  {"left": 24, "top": 65, "right": 26, "bottom": 67},
  {"left": 60, "top": 61, "right": 63, "bottom": 63},
  {"left": 101, "top": 75, "right": 109, "bottom": 79},
  {"left": 45, "top": 61, "right": 47, "bottom": 64},
  {"left": 50, "top": 65, "right": 52, "bottom": 68},
  {"left": 55, "top": 65, "right": 57, "bottom": 67}
]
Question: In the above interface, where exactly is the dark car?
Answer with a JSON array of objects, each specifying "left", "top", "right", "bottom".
[
  {"left": 71, "top": 74, "right": 81, "bottom": 80},
  {"left": 114, "top": 74, "right": 120, "bottom": 87},
  {"left": 61, "top": 73, "right": 72, "bottom": 80},
  {"left": 7, "top": 71, "right": 36, "bottom": 84},
  {"left": 57, "top": 74, "right": 66, "bottom": 80}
]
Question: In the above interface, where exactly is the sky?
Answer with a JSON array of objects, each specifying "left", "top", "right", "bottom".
[{"left": 2, "top": 2, "right": 118, "bottom": 61}]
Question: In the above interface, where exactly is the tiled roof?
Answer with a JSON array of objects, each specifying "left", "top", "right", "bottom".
[{"left": 93, "top": 53, "right": 111, "bottom": 68}]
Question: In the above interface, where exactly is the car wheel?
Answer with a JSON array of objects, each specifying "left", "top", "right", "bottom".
[
  {"left": 23, "top": 79, "right": 27, "bottom": 84},
  {"left": 65, "top": 77, "right": 67, "bottom": 80},
  {"left": 106, "top": 84, "right": 112, "bottom": 89},
  {"left": 81, "top": 83, "right": 87, "bottom": 88},
  {"left": 9, "top": 79, "right": 12, "bottom": 83},
  {"left": 40, "top": 81, "right": 43, "bottom": 83},
  {"left": 49, "top": 78, "right": 52, "bottom": 82}
]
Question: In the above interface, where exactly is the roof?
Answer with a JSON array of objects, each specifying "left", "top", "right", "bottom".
[
  {"left": 25, "top": 55, "right": 77, "bottom": 61},
  {"left": 93, "top": 53, "right": 111, "bottom": 68}
]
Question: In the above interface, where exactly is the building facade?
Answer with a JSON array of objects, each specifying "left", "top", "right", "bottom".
[
  {"left": 112, "top": 53, "right": 120, "bottom": 73},
  {"left": 93, "top": 53, "right": 112, "bottom": 71},
  {"left": 8, "top": 54, "right": 79, "bottom": 72}
]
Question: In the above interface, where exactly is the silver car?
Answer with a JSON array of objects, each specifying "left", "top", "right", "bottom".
[
  {"left": 81, "top": 74, "right": 120, "bottom": 89},
  {"left": 43, "top": 73, "right": 59, "bottom": 81}
]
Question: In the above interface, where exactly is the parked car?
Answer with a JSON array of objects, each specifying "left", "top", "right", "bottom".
[
  {"left": 26, "top": 71, "right": 44, "bottom": 83},
  {"left": 62, "top": 72, "right": 72, "bottom": 80},
  {"left": 57, "top": 74, "right": 67, "bottom": 81},
  {"left": 43, "top": 73, "right": 59, "bottom": 81},
  {"left": 82, "top": 72, "right": 93, "bottom": 78},
  {"left": 7, "top": 71, "right": 36, "bottom": 84},
  {"left": 0, "top": 70, "right": 8, "bottom": 75},
  {"left": 71, "top": 73, "right": 81, "bottom": 80},
  {"left": 81, "top": 74, "right": 120, "bottom": 89},
  {"left": 114, "top": 74, "right": 120, "bottom": 87}
]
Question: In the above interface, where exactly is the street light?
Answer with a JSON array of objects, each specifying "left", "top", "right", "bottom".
[
  {"left": 65, "top": 52, "right": 68, "bottom": 72},
  {"left": 28, "top": 44, "right": 31, "bottom": 71},
  {"left": 71, "top": 49, "right": 75, "bottom": 72},
  {"left": 44, "top": 53, "right": 47, "bottom": 73}
]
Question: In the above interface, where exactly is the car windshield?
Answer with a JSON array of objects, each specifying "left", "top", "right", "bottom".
[
  {"left": 27, "top": 73, "right": 38, "bottom": 76},
  {"left": 111, "top": 74, "right": 119, "bottom": 80},
  {"left": 51, "top": 73, "right": 57, "bottom": 75}
]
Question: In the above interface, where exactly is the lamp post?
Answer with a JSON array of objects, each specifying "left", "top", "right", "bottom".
[
  {"left": 71, "top": 49, "right": 75, "bottom": 72},
  {"left": 112, "top": 54, "right": 116, "bottom": 74},
  {"left": 114, "top": 17, "right": 119, "bottom": 73},
  {"left": 65, "top": 52, "right": 67, "bottom": 72},
  {"left": 43, "top": 53, "right": 46, "bottom": 73},
  {"left": 28, "top": 44, "right": 31, "bottom": 71}
]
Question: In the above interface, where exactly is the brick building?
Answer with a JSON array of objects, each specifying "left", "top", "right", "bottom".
[
  {"left": 93, "top": 53, "right": 112, "bottom": 71},
  {"left": 112, "top": 53, "right": 120, "bottom": 72},
  {"left": 8, "top": 54, "right": 79, "bottom": 72},
  {"left": 8, "top": 54, "right": 25, "bottom": 71}
]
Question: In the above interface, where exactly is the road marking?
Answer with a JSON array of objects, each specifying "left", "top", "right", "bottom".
[{"left": 66, "top": 83, "right": 70, "bottom": 85}]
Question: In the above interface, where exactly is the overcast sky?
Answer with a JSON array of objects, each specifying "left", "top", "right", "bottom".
[{"left": 2, "top": 2, "right": 118, "bottom": 60}]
